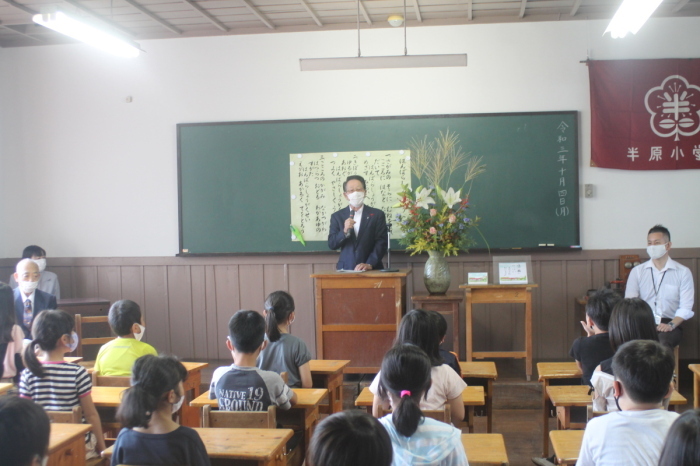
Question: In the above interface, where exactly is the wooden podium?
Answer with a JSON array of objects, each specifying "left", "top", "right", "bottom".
[{"left": 311, "top": 270, "right": 410, "bottom": 373}]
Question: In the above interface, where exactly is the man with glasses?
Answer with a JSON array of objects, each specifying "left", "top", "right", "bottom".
[{"left": 328, "top": 175, "right": 387, "bottom": 271}]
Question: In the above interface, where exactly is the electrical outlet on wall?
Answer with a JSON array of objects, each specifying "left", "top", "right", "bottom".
[{"left": 584, "top": 184, "right": 594, "bottom": 198}]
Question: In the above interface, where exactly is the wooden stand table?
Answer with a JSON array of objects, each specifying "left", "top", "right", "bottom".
[
  {"left": 460, "top": 284, "right": 537, "bottom": 381},
  {"left": 311, "top": 270, "right": 410, "bottom": 373},
  {"left": 550, "top": 430, "right": 584, "bottom": 465},
  {"left": 461, "top": 434, "right": 509, "bottom": 465},
  {"left": 48, "top": 423, "right": 92, "bottom": 466},
  {"left": 460, "top": 361, "right": 498, "bottom": 433},
  {"left": 309, "top": 359, "right": 350, "bottom": 414},
  {"left": 412, "top": 292, "right": 463, "bottom": 356},
  {"left": 537, "top": 362, "right": 581, "bottom": 458}
]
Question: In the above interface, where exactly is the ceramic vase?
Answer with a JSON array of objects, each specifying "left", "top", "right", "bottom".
[{"left": 424, "top": 250, "right": 451, "bottom": 295}]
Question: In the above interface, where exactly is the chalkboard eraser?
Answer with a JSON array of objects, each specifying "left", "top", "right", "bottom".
[
  {"left": 547, "top": 243, "right": 555, "bottom": 247},
  {"left": 538, "top": 243, "right": 546, "bottom": 247}
]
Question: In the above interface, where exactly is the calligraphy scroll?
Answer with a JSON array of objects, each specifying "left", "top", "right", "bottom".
[{"left": 289, "top": 150, "right": 411, "bottom": 242}]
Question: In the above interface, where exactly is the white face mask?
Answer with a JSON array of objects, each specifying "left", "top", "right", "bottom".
[
  {"left": 347, "top": 191, "right": 365, "bottom": 208},
  {"left": 172, "top": 392, "right": 184, "bottom": 413},
  {"left": 67, "top": 331, "right": 79, "bottom": 353},
  {"left": 33, "top": 258, "right": 47, "bottom": 273},
  {"left": 19, "top": 280, "right": 39, "bottom": 296},
  {"left": 647, "top": 243, "right": 668, "bottom": 260},
  {"left": 134, "top": 324, "right": 146, "bottom": 341}
]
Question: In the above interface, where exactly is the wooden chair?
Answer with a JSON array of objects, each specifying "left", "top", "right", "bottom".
[
  {"left": 280, "top": 371, "right": 289, "bottom": 384},
  {"left": 202, "top": 404, "right": 276, "bottom": 428},
  {"left": 91, "top": 371, "right": 131, "bottom": 387},
  {"left": 75, "top": 314, "right": 115, "bottom": 360},
  {"left": 379, "top": 404, "right": 452, "bottom": 424},
  {"left": 46, "top": 405, "right": 83, "bottom": 423}
]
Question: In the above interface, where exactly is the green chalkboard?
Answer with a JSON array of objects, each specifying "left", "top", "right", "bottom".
[{"left": 177, "top": 112, "right": 579, "bottom": 254}]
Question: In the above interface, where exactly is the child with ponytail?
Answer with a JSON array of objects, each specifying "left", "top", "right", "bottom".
[
  {"left": 378, "top": 344, "right": 468, "bottom": 466},
  {"left": 19, "top": 309, "right": 106, "bottom": 458},
  {"left": 257, "top": 291, "right": 312, "bottom": 388},
  {"left": 111, "top": 354, "right": 210, "bottom": 466}
]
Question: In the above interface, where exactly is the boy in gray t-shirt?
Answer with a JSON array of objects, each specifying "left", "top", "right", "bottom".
[{"left": 209, "top": 310, "right": 296, "bottom": 411}]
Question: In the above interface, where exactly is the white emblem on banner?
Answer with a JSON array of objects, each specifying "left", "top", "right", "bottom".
[{"left": 645, "top": 75, "right": 700, "bottom": 141}]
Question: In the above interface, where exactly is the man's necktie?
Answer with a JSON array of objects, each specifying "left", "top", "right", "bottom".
[{"left": 24, "top": 299, "right": 32, "bottom": 329}]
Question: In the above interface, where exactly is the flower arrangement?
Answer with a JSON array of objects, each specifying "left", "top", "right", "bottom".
[{"left": 395, "top": 130, "right": 485, "bottom": 256}]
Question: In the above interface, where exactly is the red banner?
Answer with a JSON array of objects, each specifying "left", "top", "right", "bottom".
[{"left": 590, "top": 59, "right": 700, "bottom": 170}]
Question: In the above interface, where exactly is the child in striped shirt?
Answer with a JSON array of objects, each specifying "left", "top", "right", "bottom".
[{"left": 19, "top": 309, "right": 106, "bottom": 458}]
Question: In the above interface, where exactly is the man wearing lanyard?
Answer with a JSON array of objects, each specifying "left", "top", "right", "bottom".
[{"left": 625, "top": 225, "right": 694, "bottom": 348}]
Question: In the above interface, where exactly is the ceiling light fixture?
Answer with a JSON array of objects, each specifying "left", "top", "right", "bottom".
[
  {"left": 604, "top": 0, "right": 663, "bottom": 38},
  {"left": 387, "top": 15, "right": 404, "bottom": 27},
  {"left": 300, "top": 0, "right": 466, "bottom": 71},
  {"left": 33, "top": 8, "right": 142, "bottom": 57}
]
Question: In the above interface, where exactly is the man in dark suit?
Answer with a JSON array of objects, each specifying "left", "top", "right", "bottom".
[
  {"left": 13, "top": 259, "right": 58, "bottom": 338},
  {"left": 328, "top": 175, "right": 388, "bottom": 271}
]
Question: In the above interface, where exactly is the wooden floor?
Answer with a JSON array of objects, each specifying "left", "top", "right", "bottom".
[{"left": 199, "top": 358, "right": 696, "bottom": 466}]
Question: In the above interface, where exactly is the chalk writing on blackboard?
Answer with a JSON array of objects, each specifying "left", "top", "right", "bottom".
[{"left": 290, "top": 150, "right": 412, "bottom": 242}]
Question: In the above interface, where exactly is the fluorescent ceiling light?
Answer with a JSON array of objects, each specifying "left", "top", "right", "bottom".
[
  {"left": 33, "top": 9, "right": 142, "bottom": 57},
  {"left": 605, "top": 0, "right": 663, "bottom": 38},
  {"left": 300, "top": 54, "right": 467, "bottom": 71}
]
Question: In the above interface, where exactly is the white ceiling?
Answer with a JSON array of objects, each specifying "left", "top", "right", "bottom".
[{"left": 0, "top": 0, "right": 698, "bottom": 48}]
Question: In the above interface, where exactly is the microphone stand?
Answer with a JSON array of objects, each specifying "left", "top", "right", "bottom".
[{"left": 380, "top": 222, "right": 399, "bottom": 272}]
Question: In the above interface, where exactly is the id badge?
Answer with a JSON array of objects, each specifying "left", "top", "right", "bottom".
[{"left": 654, "top": 314, "right": 662, "bottom": 325}]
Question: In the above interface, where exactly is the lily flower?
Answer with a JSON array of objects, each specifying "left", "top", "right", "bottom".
[
  {"left": 414, "top": 187, "right": 436, "bottom": 209},
  {"left": 439, "top": 187, "right": 462, "bottom": 208}
]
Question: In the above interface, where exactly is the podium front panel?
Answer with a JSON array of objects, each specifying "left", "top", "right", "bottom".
[
  {"left": 322, "top": 288, "right": 396, "bottom": 325},
  {"left": 323, "top": 332, "right": 396, "bottom": 369}
]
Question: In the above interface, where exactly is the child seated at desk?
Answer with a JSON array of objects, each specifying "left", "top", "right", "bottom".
[
  {"left": 429, "top": 310, "right": 460, "bottom": 375},
  {"left": 370, "top": 309, "right": 466, "bottom": 422},
  {"left": 210, "top": 310, "right": 297, "bottom": 411},
  {"left": 569, "top": 288, "right": 621, "bottom": 386},
  {"left": 94, "top": 299, "right": 157, "bottom": 376},
  {"left": 377, "top": 344, "right": 468, "bottom": 466},
  {"left": 578, "top": 340, "right": 677, "bottom": 466},
  {"left": 19, "top": 310, "right": 106, "bottom": 458},
  {"left": 0, "top": 395, "right": 51, "bottom": 466},
  {"left": 309, "top": 409, "right": 392, "bottom": 466},
  {"left": 257, "top": 291, "right": 312, "bottom": 388},
  {"left": 112, "top": 354, "right": 210, "bottom": 466},
  {"left": 658, "top": 408, "right": 700, "bottom": 466}
]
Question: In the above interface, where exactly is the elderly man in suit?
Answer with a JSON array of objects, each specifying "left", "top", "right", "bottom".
[
  {"left": 8, "top": 245, "right": 60, "bottom": 299},
  {"left": 328, "top": 175, "right": 388, "bottom": 271},
  {"left": 13, "top": 259, "right": 58, "bottom": 338}
]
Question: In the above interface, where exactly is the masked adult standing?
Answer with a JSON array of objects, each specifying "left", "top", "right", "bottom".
[
  {"left": 625, "top": 224, "right": 694, "bottom": 348},
  {"left": 13, "top": 259, "right": 58, "bottom": 338},
  {"left": 328, "top": 175, "right": 388, "bottom": 272}
]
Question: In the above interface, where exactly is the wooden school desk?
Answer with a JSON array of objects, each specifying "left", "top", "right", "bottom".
[
  {"left": 91, "top": 386, "right": 128, "bottom": 407},
  {"left": 461, "top": 433, "right": 509, "bottom": 465},
  {"left": 547, "top": 385, "right": 688, "bottom": 429},
  {"left": 48, "top": 423, "right": 91, "bottom": 466},
  {"left": 354, "top": 386, "right": 485, "bottom": 433},
  {"left": 549, "top": 430, "right": 584, "bottom": 465},
  {"left": 537, "top": 362, "right": 582, "bottom": 457},
  {"left": 64, "top": 356, "right": 83, "bottom": 363},
  {"left": 689, "top": 364, "right": 700, "bottom": 408},
  {"left": 309, "top": 359, "right": 350, "bottom": 414},
  {"left": 460, "top": 361, "right": 498, "bottom": 433},
  {"left": 0, "top": 382, "right": 12, "bottom": 395},
  {"left": 460, "top": 284, "right": 537, "bottom": 381},
  {"left": 103, "top": 427, "right": 293, "bottom": 466},
  {"left": 190, "top": 388, "right": 326, "bottom": 455}
]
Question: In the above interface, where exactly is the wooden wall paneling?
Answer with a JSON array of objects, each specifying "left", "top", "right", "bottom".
[
  {"left": 289, "top": 264, "right": 316, "bottom": 358},
  {"left": 262, "top": 264, "right": 287, "bottom": 296},
  {"left": 604, "top": 259, "right": 618, "bottom": 286},
  {"left": 73, "top": 266, "right": 99, "bottom": 298},
  {"left": 203, "top": 266, "right": 219, "bottom": 359},
  {"left": 167, "top": 266, "right": 195, "bottom": 359},
  {"left": 51, "top": 266, "right": 73, "bottom": 299},
  {"left": 566, "top": 260, "right": 591, "bottom": 347},
  {"left": 532, "top": 260, "right": 542, "bottom": 360},
  {"left": 0, "top": 266, "right": 13, "bottom": 286},
  {"left": 238, "top": 265, "right": 265, "bottom": 312},
  {"left": 538, "top": 261, "right": 567, "bottom": 360},
  {"left": 213, "top": 265, "right": 240, "bottom": 359},
  {"left": 590, "top": 259, "right": 606, "bottom": 290},
  {"left": 96, "top": 266, "right": 122, "bottom": 304},
  {"left": 142, "top": 266, "right": 171, "bottom": 354},
  {"left": 120, "top": 266, "right": 145, "bottom": 307},
  {"left": 190, "top": 265, "right": 210, "bottom": 360}
]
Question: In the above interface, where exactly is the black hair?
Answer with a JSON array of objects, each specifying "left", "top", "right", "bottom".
[
  {"left": 658, "top": 409, "right": 700, "bottom": 466},
  {"left": 108, "top": 300, "right": 143, "bottom": 336},
  {"left": 396, "top": 309, "right": 443, "bottom": 366},
  {"left": 585, "top": 288, "right": 622, "bottom": 331},
  {"left": 229, "top": 310, "right": 266, "bottom": 353},
  {"left": 612, "top": 340, "right": 674, "bottom": 405},
  {"left": 264, "top": 291, "right": 295, "bottom": 343},
  {"left": 648, "top": 224, "right": 671, "bottom": 242},
  {"left": 0, "top": 282, "right": 16, "bottom": 345},
  {"left": 0, "top": 395, "right": 50, "bottom": 466},
  {"left": 23, "top": 310, "right": 74, "bottom": 378},
  {"left": 428, "top": 310, "right": 448, "bottom": 340},
  {"left": 608, "top": 298, "right": 659, "bottom": 352},
  {"left": 116, "top": 354, "right": 187, "bottom": 428},
  {"left": 309, "top": 409, "right": 393, "bottom": 466},
  {"left": 378, "top": 344, "right": 432, "bottom": 437},
  {"left": 22, "top": 245, "right": 46, "bottom": 259},
  {"left": 343, "top": 175, "right": 366, "bottom": 192}
]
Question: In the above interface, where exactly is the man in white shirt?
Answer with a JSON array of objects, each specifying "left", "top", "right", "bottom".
[
  {"left": 625, "top": 225, "right": 694, "bottom": 348},
  {"left": 577, "top": 340, "right": 677, "bottom": 466}
]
